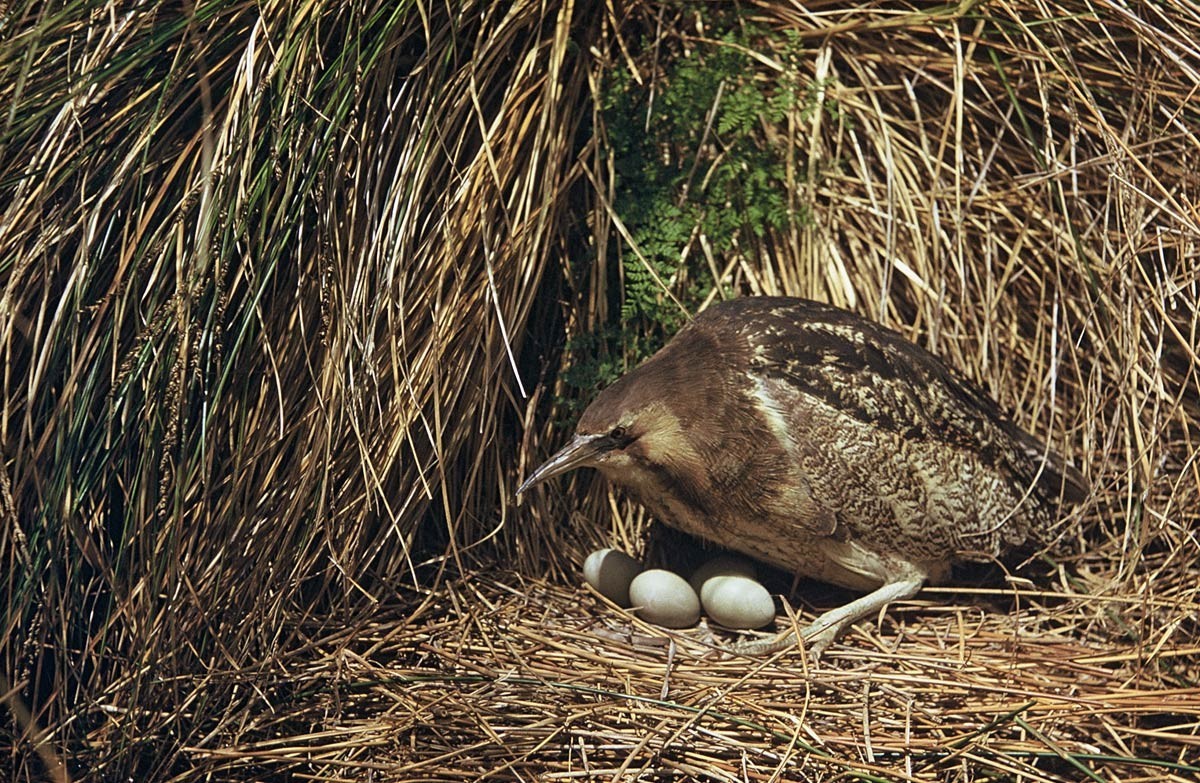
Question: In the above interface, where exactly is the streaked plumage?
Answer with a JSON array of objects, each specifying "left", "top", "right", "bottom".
[{"left": 519, "top": 297, "right": 1088, "bottom": 654}]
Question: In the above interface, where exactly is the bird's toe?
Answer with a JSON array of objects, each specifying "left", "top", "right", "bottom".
[{"left": 799, "top": 620, "right": 842, "bottom": 660}]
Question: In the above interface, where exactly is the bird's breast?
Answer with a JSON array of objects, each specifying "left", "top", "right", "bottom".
[
  {"left": 602, "top": 444, "right": 850, "bottom": 584},
  {"left": 602, "top": 455, "right": 703, "bottom": 521}
]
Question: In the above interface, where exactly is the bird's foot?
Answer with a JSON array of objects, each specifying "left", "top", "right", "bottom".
[
  {"left": 723, "top": 616, "right": 844, "bottom": 660},
  {"left": 800, "top": 620, "right": 843, "bottom": 658},
  {"left": 719, "top": 576, "right": 926, "bottom": 660},
  {"left": 723, "top": 629, "right": 798, "bottom": 657}
]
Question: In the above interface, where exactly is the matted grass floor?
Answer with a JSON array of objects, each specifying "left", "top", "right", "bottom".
[{"left": 175, "top": 565, "right": 1199, "bottom": 781}]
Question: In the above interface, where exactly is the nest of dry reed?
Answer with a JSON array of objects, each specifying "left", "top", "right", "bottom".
[{"left": 2, "top": 1, "right": 1198, "bottom": 781}]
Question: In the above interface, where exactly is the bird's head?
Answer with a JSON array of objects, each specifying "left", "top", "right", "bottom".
[{"left": 516, "top": 366, "right": 700, "bottom": 497}]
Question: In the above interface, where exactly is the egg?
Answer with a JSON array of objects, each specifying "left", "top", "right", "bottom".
[
  {"left": 688, "top": 554, "right": 757, "bottom": 594},
  {"left": 700, "top": 575, "right": 776, "bottom": 630},
  {"left": 628, "top": 569, "right": 701, "bottom": 628},
  {"left": 582, "top": 548, "right": 643, "bottom": 607}
]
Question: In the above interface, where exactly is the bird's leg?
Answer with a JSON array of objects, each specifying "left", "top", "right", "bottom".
[{"left": 730, "top": 576, "right": 925, "bottom": 658}]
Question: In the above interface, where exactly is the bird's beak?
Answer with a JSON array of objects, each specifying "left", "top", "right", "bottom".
[{"left": 516, "top": 433, "right": 607, "bottom": 496}]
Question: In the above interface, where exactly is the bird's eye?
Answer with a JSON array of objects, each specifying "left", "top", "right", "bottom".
[{"left": 609, "top": 425, "right": 629, "bottom": 443}]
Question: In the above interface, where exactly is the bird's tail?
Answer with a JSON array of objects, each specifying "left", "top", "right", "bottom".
[{"left": 1016, "top": 431, "right": 1090, "bottom": 504}]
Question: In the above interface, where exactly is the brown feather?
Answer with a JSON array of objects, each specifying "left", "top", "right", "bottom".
[
  {"left": 562, "top": 297, "right": 1087, "bottom": 587},
  {"left": 520, "top": 297, "right": 1089, "bottom": 650}
]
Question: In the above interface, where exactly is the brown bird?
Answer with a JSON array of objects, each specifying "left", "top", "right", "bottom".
[{"left": 518, "top": 297, "right": 1088, "bottom": 655}]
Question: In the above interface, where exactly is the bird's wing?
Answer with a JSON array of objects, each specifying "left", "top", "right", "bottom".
[{"left": 741, "top": 311, "right": 1058, "bottom": 505}]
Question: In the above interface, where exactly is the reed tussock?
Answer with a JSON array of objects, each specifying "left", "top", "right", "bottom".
[{"left": 1, "top": 0, "right": 1197, "bottom": 780}]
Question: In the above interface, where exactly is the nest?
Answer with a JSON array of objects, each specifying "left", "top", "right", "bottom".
[{"left": 169, "top": 570, "right": 1199, "bottom": 781}]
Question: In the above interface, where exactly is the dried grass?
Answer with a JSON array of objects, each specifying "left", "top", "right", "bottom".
[
  {"left": 170, "top": 573, "right": 1200, "bottom": 781},
  {"left": 1, "top": 0, "right": 1198, "bottom": 780}
]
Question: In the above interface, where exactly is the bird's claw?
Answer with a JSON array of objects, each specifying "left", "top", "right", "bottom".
[
  {"left": 798, "top": 621, "right": 841, "bottom": 660},
  {"left": 718, "top": 616, "right": 842, "bottom": 661}
]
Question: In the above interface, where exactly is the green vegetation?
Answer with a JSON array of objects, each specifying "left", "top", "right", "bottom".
[{"left": 562, "top": 21, "right": 834, "bottom": 407}]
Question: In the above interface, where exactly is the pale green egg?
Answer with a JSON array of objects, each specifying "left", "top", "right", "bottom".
[
  {"left": 628, "top": 569, "right": 701, "bottom": 628},
  {"left": 582, "top": 548, "right": 643, "bottom": 607}
]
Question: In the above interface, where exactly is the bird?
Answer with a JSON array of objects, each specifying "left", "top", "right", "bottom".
[{"left": 517, "top": 296, "right": 1089, "bottom": 655}]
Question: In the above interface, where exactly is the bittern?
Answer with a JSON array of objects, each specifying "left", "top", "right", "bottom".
[{"left": 518, "top": 297, "right": 1088, "bottom": 655}]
